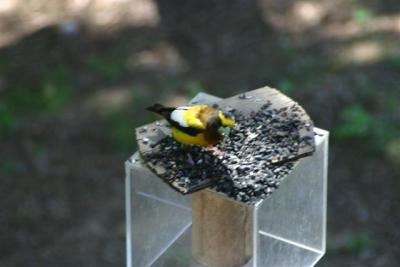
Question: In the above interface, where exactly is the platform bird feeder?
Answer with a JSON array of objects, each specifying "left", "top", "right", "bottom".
[{"left": 126, "top": 87, "right": 329, "bottom": 267}]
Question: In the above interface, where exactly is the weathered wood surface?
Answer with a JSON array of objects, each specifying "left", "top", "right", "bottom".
[
  {"left": 218, "top": 88, "right": 315, "bottom": 161},
  {"left": 136, "top": 86, "right": 315, "bottom": 195}
]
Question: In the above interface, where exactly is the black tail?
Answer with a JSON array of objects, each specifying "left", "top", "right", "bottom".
[{"left": 145, "top": 103, "right": 175, "bottom": 118}]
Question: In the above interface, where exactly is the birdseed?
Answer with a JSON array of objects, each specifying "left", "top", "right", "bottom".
[{"left": 142, "top": 102, "right": 315, "bottom": 205}]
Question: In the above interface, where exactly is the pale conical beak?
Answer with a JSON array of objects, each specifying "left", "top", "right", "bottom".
[{"left": 218, "top": 126, "right": 231, "bottom": 137}]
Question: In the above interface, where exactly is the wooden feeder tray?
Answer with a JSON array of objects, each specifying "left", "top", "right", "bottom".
[{"left": 136, "top": 87, "right": 315, "bottom": 204}]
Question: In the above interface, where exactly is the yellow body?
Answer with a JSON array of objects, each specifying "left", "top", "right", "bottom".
[
  {"left": 170, "top": 105, "right": 235, "bottom": 146},
  {"left": 171, "top": 127, "right": 210, "bottom": 145},
  {"left": 182, "top": 105, "right": 235, "bottom": 129},
  {"left": 182, "top": 105, "right": 208, "bottom": 130}
]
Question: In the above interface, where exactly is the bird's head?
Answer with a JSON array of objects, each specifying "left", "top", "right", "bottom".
[{"left": 206, "top": 110, "right": 235, "bottom": 139}]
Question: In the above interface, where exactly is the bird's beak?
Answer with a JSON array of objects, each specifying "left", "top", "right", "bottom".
[{"left": 218, "top": 126, "right": 231, "bottom": 137}]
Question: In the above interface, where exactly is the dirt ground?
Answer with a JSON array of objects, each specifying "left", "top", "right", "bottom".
[{"left": 0, "top": 0, "right": 400, "bottom": 266}]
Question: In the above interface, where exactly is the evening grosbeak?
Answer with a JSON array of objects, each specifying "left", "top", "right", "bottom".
[{"left": 146, "top": 104, "right": 235, "bottom": 146}]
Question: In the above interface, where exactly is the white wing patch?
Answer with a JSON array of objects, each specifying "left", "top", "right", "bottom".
[{"left": 171, "top": 107, "right": 190, "bottom": 127}]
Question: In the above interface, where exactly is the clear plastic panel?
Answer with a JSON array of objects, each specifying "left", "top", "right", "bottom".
[
  {"left": 126, "top": 153, "right": 192, "bottom": 267},
  {"left": 257, "top": 128, "right": 328, "bottom": 248},
  {"left": 257, "top": 234, "right": 322, "bottom": 267},
  {"left": 255, "top": 128, "right": 328, "bottom": 266}
]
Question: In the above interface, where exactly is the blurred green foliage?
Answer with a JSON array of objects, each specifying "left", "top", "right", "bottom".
[
  {"left": 98, "top": 84, "right": 142, "bottom": 153},
  {"left": 32, "top": 142, "right": 48, "bottom": 157},
  {"left": 373, "top": 118, "right": 399, "bottom": 144},
  {"left": 327, "top": 233, "right": 373, "bottom": 256},
  {"left": 101, "top": 110, "right": 135, "bottom": 152},
  {"left": 334, "top": 101, "right": 400, "bottom": 157},
  {"left": 4, "top": 65, "right": 73, "bottom": 116},
  {"left": 353, "top": 8, "right": 373, "bottom": 25},
  {"left": 335, "top": 105, "right": 373, "bottom": 139},
  {"left": 0, "top": 161, "right": 19, "bottom": 176},
  {"left": 342, "top": 233, "right": 372, "bottom": 255},
  {"left": 184, "top": 80, "right": 205, "bottom": 97},
  {"left": 386, "top": 138, "right": 400, "bottom": 163},
  {"left": 277, "top": 79, "right": 294, "bottom": 95},
  {"left": 41, "top": 66, "right": 73, "bottom": 113},
  {"left": 0, "top": 104, "right": 16, "bottom": 137},
  {"left": 389, "top": 54, "right": 400, "bottom": 69},
  {"left": 0, "top": 55, "right": 10, "bottom": 72},
  {"left": 86, "top": 46, "right": 129, "bottom": 81}
]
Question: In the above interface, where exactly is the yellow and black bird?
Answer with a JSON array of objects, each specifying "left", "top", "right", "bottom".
[{"left": 146, "top": 104, "right": 235, "bottom": 146}]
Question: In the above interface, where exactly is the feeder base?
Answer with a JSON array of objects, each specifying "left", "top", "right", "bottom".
[{"left": 125, "top": 92, "right": 328, "bottom": 267}]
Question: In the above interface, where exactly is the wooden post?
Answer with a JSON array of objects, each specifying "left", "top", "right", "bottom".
[{"left": 192, "top": 190, "right": 253, "bottom": 267}]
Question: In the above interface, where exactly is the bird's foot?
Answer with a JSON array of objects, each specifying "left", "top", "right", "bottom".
[{"left": 206, "top": 146, "right": 224, "bottom": 157}]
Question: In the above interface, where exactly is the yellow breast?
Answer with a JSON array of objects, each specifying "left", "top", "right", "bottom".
[{"left": 171, "top": 127, "right": 210, "bottom": 146}]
